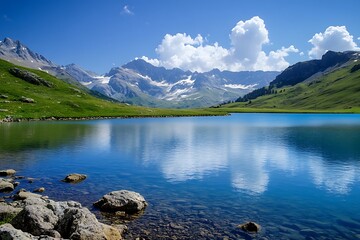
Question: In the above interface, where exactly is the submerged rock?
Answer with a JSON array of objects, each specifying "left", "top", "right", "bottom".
[
  {"left": 0, "top": 169, "right": 16, "bottom": 176},
  {"left": 238, "top": 221, "right": 261, "bottom": 233},
  {"left": 62, "top": 173, "right": 87, "bottom": 183},
  {"left": 94, "top": 190, "right": 147, "bottom": 214},
  {"left": 33, "top": 187, "right": 45, "bottom": 193}
]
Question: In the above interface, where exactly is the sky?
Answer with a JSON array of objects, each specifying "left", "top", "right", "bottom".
[{"left": 1, "top": 0, "right": 360, "bottom": 74}]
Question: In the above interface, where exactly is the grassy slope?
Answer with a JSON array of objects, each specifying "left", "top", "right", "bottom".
[
  {"left": 219, "top": 61, "right": 360, "bottom": 113},
  {"left": 0, "top": 59, "right": 225, "bottom": 120}
]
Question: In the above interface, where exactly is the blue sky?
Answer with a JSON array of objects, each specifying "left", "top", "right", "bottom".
[{"left": 1, "top": 0, "right": 360, "bottom": 74}]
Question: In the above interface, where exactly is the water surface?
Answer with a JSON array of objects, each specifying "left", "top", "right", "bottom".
[{"left": 1, "top": 114, "right": 360, "bottom": 239}]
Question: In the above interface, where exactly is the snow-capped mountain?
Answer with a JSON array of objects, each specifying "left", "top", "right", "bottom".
[
  {"left": 86, "top": 59, "right": 279, "bottom": 108},
  {"left": 0, "top": 37, "right": 279, "bottom": 108}
]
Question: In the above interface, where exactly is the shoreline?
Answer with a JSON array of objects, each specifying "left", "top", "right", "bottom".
[{"left": 1, "top": 108, "right": 359, "bottom": 123}]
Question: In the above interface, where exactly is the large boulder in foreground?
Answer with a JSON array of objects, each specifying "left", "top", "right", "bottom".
[
  {"left": 0, "top": 223, "right": 37, "bottom": 240},
  {"left": 62, "top": 173, "right": 87, "bottom": 183},
  {"left": 94, "top": 190, "right": 147, "bottom": 214},
  {"left": 4, "top": 196, "right": 122, "bottom": 240}
]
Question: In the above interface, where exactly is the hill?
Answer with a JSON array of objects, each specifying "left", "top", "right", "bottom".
[
  {"left": 0, "top": 59, "right": 225, "bottom": 121},
  {"left": 219, "top": 55, "right": 360, "bottom": 113}
]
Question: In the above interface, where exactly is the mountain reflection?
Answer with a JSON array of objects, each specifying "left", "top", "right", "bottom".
[
  {"left": 102, "top": 117, "right": 360, "bottom": 195},
  {"left": 1, "top": 115, "right": 359, "bottom": 196}
]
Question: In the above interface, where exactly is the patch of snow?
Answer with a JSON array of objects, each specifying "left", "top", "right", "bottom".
[
  {"left": 224, "top": 83, "right": 258, "bottom": 89},
  {"left": 175, "top": 75, "right": 195, "bottom": 85},
  {"left": 93, "top": 76, "right": 111, "bottom": 84},
  {"left": 81, "top": 81, "right": 92, "bottom": 86},
  {"left": 163, "top": 87, "right": 193, "bottom": 101},
  {"left": 38, "top": 67, "right": 48, "bottom": 73},
  {"left": 30, "top": 60, "right": 34, "bottom": 63},
  {"left": 354, "top": 60, "right": 358, "bottom": 62},
  {"left": 137, "top": 73, "right": 170, "bottom": 87}
]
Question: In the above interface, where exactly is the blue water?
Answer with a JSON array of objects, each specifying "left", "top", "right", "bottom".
[{"left": 1, "top": 113, "right": 360, "bottom": 239}]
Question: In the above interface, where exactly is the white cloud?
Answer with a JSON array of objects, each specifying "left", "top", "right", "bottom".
[
  {"left": 308, "top": 26, "right": 359, "bottom": 58},
  {"left": 122, "top": 5, "right": 133, "bottom": 15},
  {"left": 229, "top": 16, "right": 269, "bottom": 68},
  {"left": 141, "top": 16, "right": 299, "bottom": 72}
]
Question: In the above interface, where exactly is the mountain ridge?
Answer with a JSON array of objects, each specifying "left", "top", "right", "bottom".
[
  {"left": 235, "top": 50, "right": 360, "bottom": 103},
  {"left": 0, "top": 37, "right": 279, "bottom": 108}
]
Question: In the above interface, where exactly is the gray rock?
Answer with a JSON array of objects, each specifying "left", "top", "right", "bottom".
[
  {"left": 238, "top": 221, "right": 261, "bottom": 233},
  {"left": 0, "top": 169, "right": 16, "bottom": 176},
  {"left": 11, "top": 204, "right": 59, "bottom": 236},
  {"left": 94, "top": 190, "right": 147, "bottom": 214},
  {"left": 0, "top": 202, "right": 22, "bottom": 221},
  {"left": 8, "top": 196, "right": 122, "bottom": 240},
  {"left": 0, "top": 223, "right": 35, "bottom": 240},
  {"left": 0, "top": 180, "right": 14, "bottom": 192},
  {"left": 20, "top": 96, "right": 35, "bottom": 103},
  {"left": 14, "top": 190, "right": 43, "bottom": 200},
  {"left": 8, "top": 68, "right": 53, "bottom": 88},
  {"left": 59, "top": 207, "right": 121, "bottom": 239},
  {"left": 62, "top": 173, "right": 87, "bottom": 183}
]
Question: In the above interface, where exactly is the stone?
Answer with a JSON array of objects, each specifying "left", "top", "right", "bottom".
[
  {"left": 8, "top": 68, "right": 53, "bottom": 88},
  {"left": 7, "top": 196, "right": 122, "bottom": 239},
  {"left": 33, "top": 187, "right": 45, "bottom": 193},
  {"left": 11, "top": 204, "right": 59, "bottom": 236},
  {"left": 0, "top": 202, "right": 22, "bottom": 221},
  {"left": 0, "top": 169, "right": 16, "bottom": 176},
  {"left": 0, "top": 180, "right": 14, "bottom": 192},
  {"left": 20, "top": 96, "right": 35, "bottom": 103},
  {"left": 14, "top": 190, "right": 43, "bottom": 200},
  {"left": 238, "top": 221, "right": 261, "bottom": 233},
  {"left": 94, "top": 190, "right": 147, "bottom": 214},
  {"left": 58, "top": 207, "right": 121, "bottom": 239},
  {"left": 0, "top": 223, "right": 35, "bottom": 240},
  {"left": 62, "top": 173, "right": 87, "bottom": 183}
]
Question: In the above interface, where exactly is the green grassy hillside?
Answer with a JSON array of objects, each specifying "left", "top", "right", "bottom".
[
  {"left": 0, "top": 59, "right": 225, "bottom": 121},
  {"left": 220, "top": 61, "right": 360, "bottom": 113}
]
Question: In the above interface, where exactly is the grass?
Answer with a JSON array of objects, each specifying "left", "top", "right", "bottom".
[
  {"left": 0, "top": 59, "right": 226, "bottom": 121},
  {"left": 219, "top": 61, "right": 360, "bottom": 113}
]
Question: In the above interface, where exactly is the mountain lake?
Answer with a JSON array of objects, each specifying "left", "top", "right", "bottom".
[{"left": 1, "top": 113, "right": 360, "bottom": 239}]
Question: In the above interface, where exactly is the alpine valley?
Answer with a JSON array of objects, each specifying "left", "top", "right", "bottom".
[{"left": 0, "top": 37, "right": 278, "bottom": 108}]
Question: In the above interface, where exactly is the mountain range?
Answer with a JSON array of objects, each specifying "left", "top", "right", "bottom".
[{"left": 0, "top": 37, "right": 278, "bottom": 108}]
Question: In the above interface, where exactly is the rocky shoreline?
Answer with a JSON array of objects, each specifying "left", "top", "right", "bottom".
[
  {"left": 0, "top": 169, "right": 262, "bottom": 240},
  {"left": 0, "top": 169, "right": 148, "bottom": 240},
  {"left": 0, "top": 113, "right": 227, "bottom": 123}
]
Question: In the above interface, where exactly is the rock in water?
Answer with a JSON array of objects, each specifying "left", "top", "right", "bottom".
[
  {"left": 0, "top": 180, "right": 14, "bottom": 192},
  {"left": 8, "top": 196, "right": 122, "bottom": 239},
  {"left": 0, "top": 169, "right": 16, "bottom": 176},
  {"left": 94, "top": 190, "right": 147, "bottom": 214},
  {"left": 238, "top": 221, "right": 261, "bottom": 233},
  {"left": 62, "top": 173, "right": 87, "bottom": 183},
  {"left": 33, "top": 187, "right": 45, "bottom": 193}
]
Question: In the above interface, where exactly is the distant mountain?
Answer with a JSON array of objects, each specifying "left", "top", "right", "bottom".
[
  {"left": 236, "top": 51, "right": 360, "bottom": 102},
  {"left": 0, "top": 37, "right": 279, "bottom": 108},
  {"left": 87, "top": 59, "right": 278, "bottom": 108},
  {"left": 224, "top": 51, "right": 360, "bottom": 111}
]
